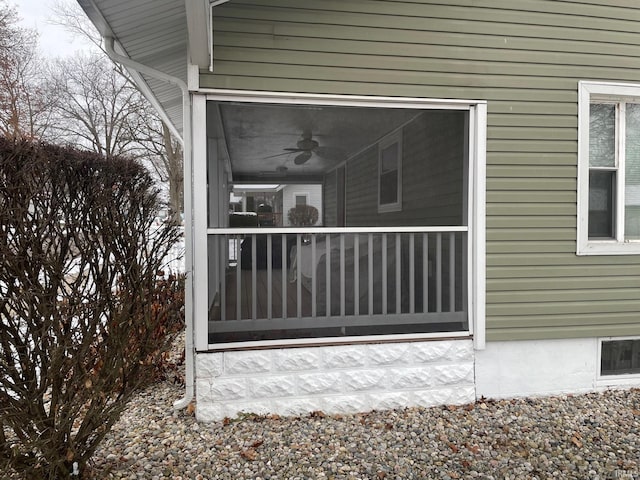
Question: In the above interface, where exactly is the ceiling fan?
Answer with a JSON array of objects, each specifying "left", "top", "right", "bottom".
[{"left": 265, "top": 131, "right": 335, "bottom": 165}]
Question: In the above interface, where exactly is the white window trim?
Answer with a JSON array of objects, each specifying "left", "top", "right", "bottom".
[
  {"left": 195, "top": 89, "right": 487, "bottom": 351},
  {"left": 596, "top": 336, "right": 640, "bottom": 387},
  {"left": 378, "top": 129, "right": 403, "bottom": 213},
  {"left": 578, "top": 80, "right": 640, "bottom": 255}
]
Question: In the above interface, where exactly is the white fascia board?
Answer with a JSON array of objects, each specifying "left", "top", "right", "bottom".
[{"left": 76, "top": 0, "right": 111, "bottom": 36}]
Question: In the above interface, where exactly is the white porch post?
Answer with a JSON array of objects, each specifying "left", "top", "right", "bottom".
[
  {"left": 471, "top": 103, "right": 487, "bottom": 350},
  {"left": 192, "top": 94, "right": 209, "bottom": 351}
]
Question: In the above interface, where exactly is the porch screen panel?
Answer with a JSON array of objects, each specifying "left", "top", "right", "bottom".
[{"left": 206, "top": 101, "right": 471, "bottom": 344}]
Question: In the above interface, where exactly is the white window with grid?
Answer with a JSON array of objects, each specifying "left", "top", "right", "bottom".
[{"left": 578, "top": 81, "right": 640, "bottom": 254}]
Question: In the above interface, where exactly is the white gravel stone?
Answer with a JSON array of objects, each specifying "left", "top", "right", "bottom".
[
  {"left": 8, "top": 332, "right": 638, "bottom": 479},
  {"left": 82, "top": 382, "right": 640, "bottom": 479}
]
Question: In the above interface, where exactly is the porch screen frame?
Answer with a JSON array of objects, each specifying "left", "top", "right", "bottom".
[{"left": 193, "top": 90, "right": 487, "bottom": 351}]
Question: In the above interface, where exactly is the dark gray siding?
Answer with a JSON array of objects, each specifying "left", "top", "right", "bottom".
[
  {"left": 323, "top": 169, "right": 337, "bottom": 226},
  {"left": 204, "top": 0, "right": 640, "bottom": 341},
  {"left": 340, "top": 111, "right": 465, "bottom": 227}
]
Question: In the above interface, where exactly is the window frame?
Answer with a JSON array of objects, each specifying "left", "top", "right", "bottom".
[
  {"left": 578, "top": 81, "right": 640, "bottom": 255},
  {"left": 597, "top": 336, "right": 640, "bottom": 387},
  {"left": 377, "top": 129, "right": 403, "bottom": 213},
  {"left": 294, "top": 192, "right": 309, "bottom": 207}
]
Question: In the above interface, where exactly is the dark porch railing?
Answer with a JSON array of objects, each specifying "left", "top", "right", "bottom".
[{"left": 207, "top": 227, "right": 468, "bottom": 342}]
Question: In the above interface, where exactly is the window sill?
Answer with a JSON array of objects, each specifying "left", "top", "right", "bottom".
[
  {"left": 596, "top": 372, "right": 640, "bottom": 389},
  {"left": 577, "top": 240, "right": 640, "bottom": 256},
  {"left": 378, "top": 203, "right": 402, "bottom": 214}
]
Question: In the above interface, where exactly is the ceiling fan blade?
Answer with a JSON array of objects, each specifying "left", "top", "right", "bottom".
[
  {"left": 294, "top": 151, "right": 312, "bottom": 165},
  {"left": 263, "top": 151, "right": 295, "bottom": 159},
  {"left": 263, "top": 148, "right": 305, "bottom": 159}
]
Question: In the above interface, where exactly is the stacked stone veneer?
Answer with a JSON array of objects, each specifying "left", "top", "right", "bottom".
[{"left": 195, "top": 339, "right": 475, "bottom": 422}]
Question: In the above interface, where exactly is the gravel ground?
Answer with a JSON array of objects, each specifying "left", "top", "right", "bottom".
[{"left": 83, "top": 381, "right": 640, "bottom": 480}]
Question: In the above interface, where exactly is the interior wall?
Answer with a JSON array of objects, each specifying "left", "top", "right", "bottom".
[{"left": 282, "top": 184, "right": 323, "bottom": 226}]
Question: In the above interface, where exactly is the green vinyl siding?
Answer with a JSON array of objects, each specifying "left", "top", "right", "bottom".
[{"left": 203, "top": 0, "right": 640, "bottom": 341}]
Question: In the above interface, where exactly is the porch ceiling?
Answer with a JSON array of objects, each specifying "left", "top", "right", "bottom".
[{"left": 216, "top": 102, "right": 420, "bottom": 182}]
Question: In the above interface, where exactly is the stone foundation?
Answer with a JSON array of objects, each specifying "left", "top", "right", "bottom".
[{"left": 195, "top": 339, "right": 475, "bottom": 422}]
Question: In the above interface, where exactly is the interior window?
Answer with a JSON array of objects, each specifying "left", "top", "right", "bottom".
[{"left": 378, "top": 130, "right": 402, "bottom": 212}]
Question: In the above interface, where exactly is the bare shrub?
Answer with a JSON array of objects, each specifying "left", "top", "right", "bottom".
[{"left": 0, "top": 138, "right": 183, "bottom": 479}]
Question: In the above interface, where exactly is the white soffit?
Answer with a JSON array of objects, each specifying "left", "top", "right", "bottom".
[{"left": 76, "top": 0, "right": 211, "bottom": 135}]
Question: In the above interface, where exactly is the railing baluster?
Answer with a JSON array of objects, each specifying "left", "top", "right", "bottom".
[
  {"left": 368, "top": 234, "right": 373, "bottom": 315},
  {"left": 340, "top": 234, "right": 345, "bottom": 317},
  {"left": 325, "top": 234, "right": 331, "bottom": 317},
  {"left": 354, "top": 233, "right": 359, "bottom": 316},
  {"left": 236, "top": 235, "right": 242, "bottom": 320},
  {"left": 462, "top": 231, "right": 468, "bottom": 314},
  {"left": 282, "top": 233, "right": 287, "bottom": 319},
  {"left": 221, "top": 235, "right": 227, "bottom": 321},
  {"left": 449, "top": 232, "right": 456, "bottom": 313},
  {"left": 251, "top": 234, "right": 257, "bottom": 320},
  {"left": 396, "top": 233, "right": 401, "bottom": 314},
  {"left": 382, "top": 233, "right": 387, "bottom": 314},
  {"left": 267, "top": 234, "right": 272, "bottom": 320},
  {"left": 422, "top": 233, "right": 428, "bottom": 313},
  {"left": 436, "top": 233, "right": 442, "bottom": 313},
  {"left": 297, "top": 234, "right": 302, "bottom": 318},
  {"left": 311, "top": 235, "right": 317, "bottom": 318},
  {"left": 409, "top": 233, "right": 415, "bottom": 314}
]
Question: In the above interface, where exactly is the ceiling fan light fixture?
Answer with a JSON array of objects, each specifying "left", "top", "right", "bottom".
[{"left": 297, "top": 138, "right": 319, "bottom": 151}]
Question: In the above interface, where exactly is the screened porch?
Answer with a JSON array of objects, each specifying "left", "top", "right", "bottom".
[{"left": 204, "top": 97, "right": 476, "bottom": 345}]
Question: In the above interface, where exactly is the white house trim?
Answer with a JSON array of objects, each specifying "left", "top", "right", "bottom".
[
  {"left": 201, "top": 89, "right": 478, "bottom": 110},
  {"left": 471, "top": 103, "right": 487, "bottom": 350},
  {"left": 192, "top": 95, "right": 209, "bottom": 352}
]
